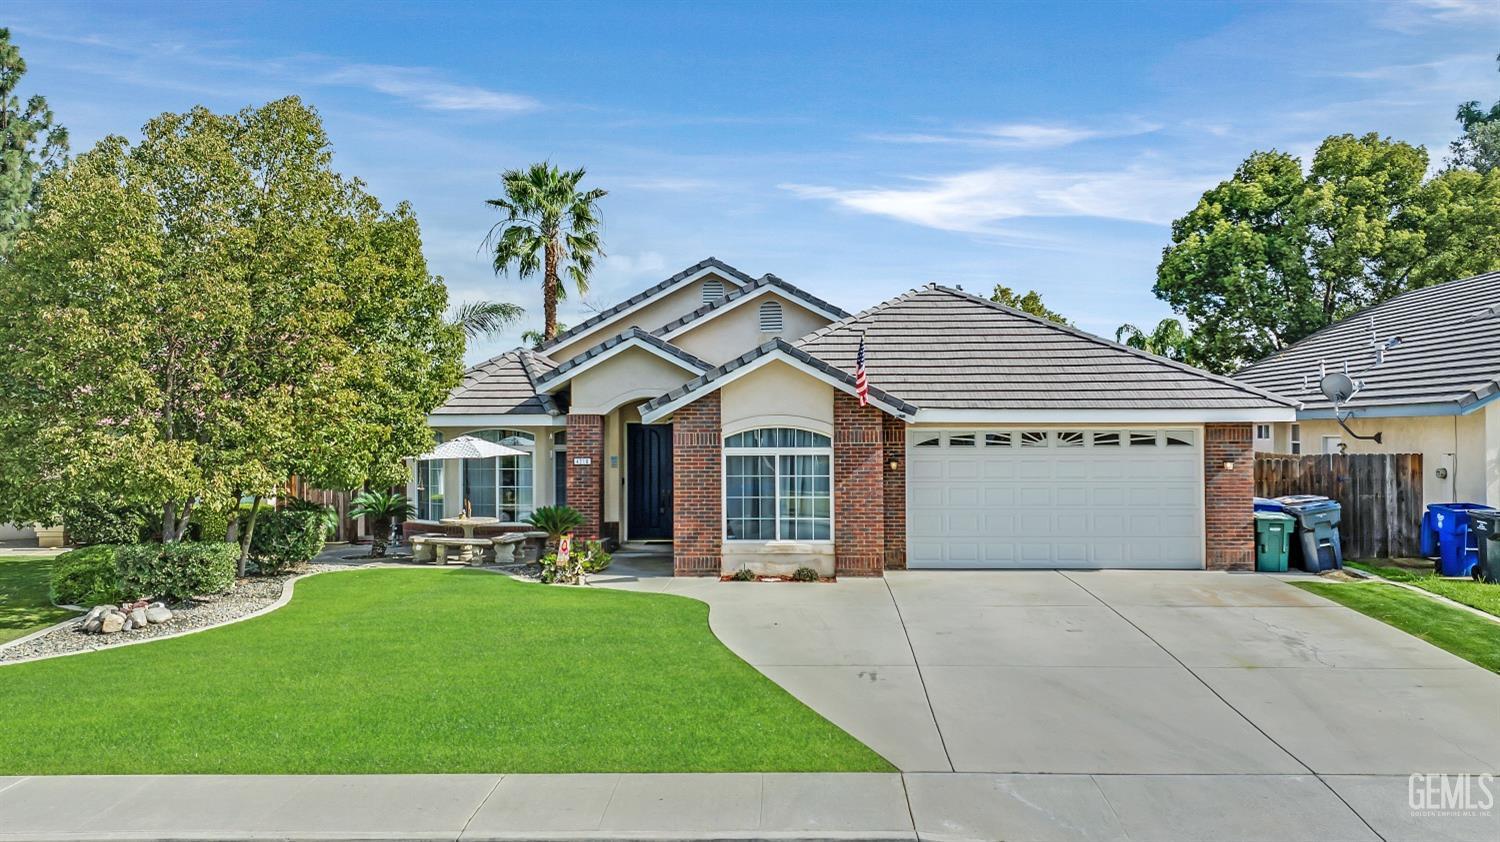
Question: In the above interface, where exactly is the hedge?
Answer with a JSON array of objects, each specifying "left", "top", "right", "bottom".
[
  {"left": 249, "top": 509, "right": 328, "bottom": 574},
  {"left": 49, "top": 545, "right": 126, "bottom": 607},
  {"left": 118, "top": 542, "right": 239, "bottom": 602}
]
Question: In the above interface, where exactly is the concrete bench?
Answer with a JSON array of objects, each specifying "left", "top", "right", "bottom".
[
  {"left": 492, "top": 531, "right": 549, "bottom": 563},
  {"left": 409, "top": 534, "right": 494, "bottom": 566}
]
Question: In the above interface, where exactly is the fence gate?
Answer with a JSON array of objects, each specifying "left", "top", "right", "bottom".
[{"left": 1254, "top": 453, "right": 1423, "bottom": 559}]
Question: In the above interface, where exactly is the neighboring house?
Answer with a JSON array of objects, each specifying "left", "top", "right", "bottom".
[
  {"left": 415, "top": 257, "right": 1294, "bottom": 575},
  {"left": 1236, "top": 271, "right": 1500, "bottom": 508}
]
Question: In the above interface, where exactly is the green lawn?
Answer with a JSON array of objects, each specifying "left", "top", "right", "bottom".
[
  {"left": 1347, "top": 561, "right": 1500, "bottom": 617},
  {"left": 0, "top": 553, "right": 76, "bottom": 644},
  {"left": 0, "top": 567, "right": 891, "bottom": 775},
  {"left": 1293, "top": 580, "right": 1500, "bottom": 673}
]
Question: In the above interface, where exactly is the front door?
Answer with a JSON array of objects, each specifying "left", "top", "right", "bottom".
[{"left": 627, "top": 423, "right": 674, "bottom": 540}]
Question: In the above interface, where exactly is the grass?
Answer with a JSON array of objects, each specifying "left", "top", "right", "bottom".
[
  {"left": 1293, "top": 580, "right": 1500, "bottom": 674},
  {"left": 1347, "top": 560, "right": 1500, "bottom": 618},
  {"left": 0, "top": 567, "right": 892, "bottom": 775},
  {"left": 0, "top": 553, "right": 76, "bottom": 645}
]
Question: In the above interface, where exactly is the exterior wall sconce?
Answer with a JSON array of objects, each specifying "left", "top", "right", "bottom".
[{"left": 888, "top": 459, "right": 900, "bottom": 471}]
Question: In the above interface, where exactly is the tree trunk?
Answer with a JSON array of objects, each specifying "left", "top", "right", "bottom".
[
  {"left": 543, "top": 237, "right": 561, "bottom": 339},
  {"left": 370, "top": 517, "right": 390, "bottom": 558},
  {"left": 161, "top": 501, "right": 177, "bottom": 543},
  {"left": 237, "top": 496, "right": 264, "bottom": 577}
]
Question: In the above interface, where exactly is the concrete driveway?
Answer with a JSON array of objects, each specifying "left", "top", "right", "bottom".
[{"left": 600, "top": 564, "right": 1500, "bottom": 841}]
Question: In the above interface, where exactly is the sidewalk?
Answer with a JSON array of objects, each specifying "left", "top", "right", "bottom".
[{"left": 1, "top": 771, "right": 1486, "bottom": 841}]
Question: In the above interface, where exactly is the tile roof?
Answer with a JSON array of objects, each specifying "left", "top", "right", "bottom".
[
  {"left": 1235, "top": 271, "right": 1500, "bottom": 413},
  {"left": 651, "top": 274, "right": 851, "bottom": 337},
  {"left": 794, "top": 285, "right": 1295, "bottom": 411},
  {"left": 433, "top": 349, "right": 561, "bottom": 417},
  {"left": 640, "top": 338, "right": 920, "bottom": 417},
  {"left": 535, "top": 328, "right": 714, "bottom": 388},
  {"left": 535, "top": 257, "right": 756, "bottom": 353}
]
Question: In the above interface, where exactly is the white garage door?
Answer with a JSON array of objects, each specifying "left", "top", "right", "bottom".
[{"left": 906, "top": 429, "right": 1203, "bottom": 569}]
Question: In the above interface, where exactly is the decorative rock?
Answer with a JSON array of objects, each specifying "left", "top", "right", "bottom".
[
  {"left": 148, "top": 601, "right": 165, "bottom": 610},
  {"left": 83, "top": 618, "right": 102, "bottom": 634},
  {"left": 83, "top": 605, "right": 110, "bottom": 624},
  {"left": 100, "top": 612, "right": 125, "bottom": 634},
  {"left": 122, "top": 617, "right": 135, "bottom": 631},
  {"left": 128, "top": 608, "right": 148, "bottom": 627},
  {"left": 145, "top": 606, "right": 172, "bottom": 624}
]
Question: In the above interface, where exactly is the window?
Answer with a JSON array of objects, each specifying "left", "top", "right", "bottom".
[
  {"left": 948, "top": 433, "right": 976, "bottom": 447},
  {"left": 1092, "top": 431, "right": 1120, "bottom": 447},
  {"left": 1020, "top": 431, "right": 1048, "bottom": 447},
  {"left": 724, "top": 428, "right": 831, "bottom": 541},
  {"left": 1255, "top": 424, "right": 1272, "bottom": 440},
  {"left": 1290, "top": 423, "right": 1302, "bottom": 456},
  {"left": 1322, "top": 435, "right": 1343, "bottom": 454},
  {"left": 1164, "top": 430, "right": 1194, "bottom": 447},
  {"left": 701, "top": 278, "right": 724, "bottom": 304},
  {"left": 758, "top": 300, "right": 783, "bottom": 333},
  {"left": 461, "top": 429, "right": 535, "bottom": 522},
  {"left": 416, "top": 460, "right": 444, "bottom": 520},
  {"left": 1129, "top": 431, "right": 1158, "bottom": 447},
  {"left": 984, "top": 432, "right": 1012, "bottom": 447},
  {"left": 914, "top": 434, "right": 940, "bottom": 447},
  {"left": 1056, "top": 431, "right": 1084, "bottom": 448},
  {"left": 552, "top": 430, "right": 567, "bottom": 507}
]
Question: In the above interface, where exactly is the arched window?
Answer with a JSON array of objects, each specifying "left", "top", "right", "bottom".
[
  {"left": 461, "top": 429, "right": 535, "bottom": 522},
  {"left": 758, "top": 300, "right": 783, "bottom": 333},
  {"left": 701, "top": 278, "right": 725, "bottom": 305},
  {"left": 723, "top": 427, "right": 831, "bottom": 541}
]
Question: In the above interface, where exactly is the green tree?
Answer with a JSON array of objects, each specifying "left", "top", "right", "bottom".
[
  {"left": 989, "top": 283, "right": 1070, "bottom": 325},
  {"left": 486, "top": 163, "right": 606, "bottom": 341},
  {"left": 0, "top": 28, "right": 69, "bottom": 257},
  {"left": 0, "top": 98, "right": 462, "bottom": 571},
  {"left": 1448, "top": 54, "right": 1500, "bottom": 173},
  {"left": 1155, "top": 133, "right": 1500, "bottom": 373},
  {"left": 1115, "top": 318, "right": 1191, "bottom": 362}
]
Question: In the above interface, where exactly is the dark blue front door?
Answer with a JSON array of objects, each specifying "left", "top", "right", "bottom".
[{"left": 627, "top": 423, "right": 673, "bottom": 540}]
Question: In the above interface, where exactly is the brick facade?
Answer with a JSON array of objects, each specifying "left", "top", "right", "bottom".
[
  {"left": 1204, "top": 423, "right": 1255, "bottom": 571},
  {"left": 833, "top": 392, "right": 886, "bottom": 576},
  {"left": 672, "top": 393, "right": 722, "bottom": 576},
  {"left": 566, "top": 414, "right": 605, "bottom": 541},
  {"left": 882, "top": 414, "right": 907, "bottom": 570}
]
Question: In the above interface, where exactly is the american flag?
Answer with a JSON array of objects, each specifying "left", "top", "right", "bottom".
[{"left": 854, "top": 335, "right": 869, "bottom": 407}]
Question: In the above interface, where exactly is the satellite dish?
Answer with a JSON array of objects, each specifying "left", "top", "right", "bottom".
[{"left": 1320, "top": 372, "right": 1356, "bottom": 404}]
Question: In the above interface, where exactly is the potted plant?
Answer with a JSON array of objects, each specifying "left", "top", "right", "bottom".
[{"left": 348, "top": 491, "right": 415, "bottom": 558}]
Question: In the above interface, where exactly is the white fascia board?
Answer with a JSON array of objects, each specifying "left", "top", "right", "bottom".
[
  {"left": 1295, "top": 390, "right": 1499, "bottom": 419},
  {"left": 551, "top": 267, "right": 745, "bottom": 353},
  {"left": 909, "top": 407, "right": 1297, "bottom": 424},
  {"left": 538, "top": 338, "right": 707, "bottom": 394},
  {"left": 657, "top": 286, "right": 843, "bottom": 341},
  {"left": 426, "top": 413, "right": 566, "bottom": 427},
  {"left": 638, "top": 350, "right": 913, "bottom": 424}
]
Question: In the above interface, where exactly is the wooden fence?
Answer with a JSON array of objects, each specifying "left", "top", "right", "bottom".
[
  {"left": 285, "top": 478, "right": 363, "bottom": 543},
  {"left": 1254, "top": 453, "right": 1423, "bottom": 559}
]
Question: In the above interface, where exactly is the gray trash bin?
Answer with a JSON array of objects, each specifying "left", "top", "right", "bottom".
[{"left": 1276, "top": 496, "right": 1343, "bottom": 572}]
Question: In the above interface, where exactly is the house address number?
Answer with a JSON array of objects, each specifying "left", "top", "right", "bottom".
[{"left": 572, "top": 456, "right": 593, "bottom": 466}]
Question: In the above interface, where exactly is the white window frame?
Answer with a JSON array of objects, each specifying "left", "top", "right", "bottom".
[
  {"left": 1290, "top": 423, "right": 1302, "bottom": 456},
  {"left": 1321, "top": 434, "right": 1343, "bottom": 455},
  {"left": 460, "top": 428, "right": 536, "bottom": 524},
  {"left": 1254, "top": 423, "right": 1272, "bottom": 441},
  {"left": 416, "top": 459, "right": 445, "bottom": 521},
  {"left": 722, "top": 427, "right": 833, "bottom": 543}
]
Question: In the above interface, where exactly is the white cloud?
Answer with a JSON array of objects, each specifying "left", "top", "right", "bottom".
[
  {"left": 319, "top": 63, "right": 540, "bottom": 115},
  {"left": 1377, "top": 0, "right": 1500, "bottom": 31},
  {"left": 868, "top": 120, "right": 1160, "bottom": 150},
  {"left": 781, "top": 164, "right": 1212, "bottom": 233}
]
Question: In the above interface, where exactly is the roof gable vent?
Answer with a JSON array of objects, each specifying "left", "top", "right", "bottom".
[
  {"left": 759, "top": 300, "right": 784, "bottom": 333},
  {"left": 701, "top": 278, "right": 725, "bottom": 305}
]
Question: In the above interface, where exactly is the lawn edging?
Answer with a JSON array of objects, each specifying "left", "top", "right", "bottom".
[{"left": 1342, "top": 565, "right": 1500, "bottom": 626}]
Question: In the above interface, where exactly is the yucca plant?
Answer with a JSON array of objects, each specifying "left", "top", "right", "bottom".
[{"left": 349, "top": 490, "right": 415, "bottom": 558}]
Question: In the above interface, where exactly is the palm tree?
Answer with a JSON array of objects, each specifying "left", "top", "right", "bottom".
[
  {"left": 452, "top": 300, "right": 524, "bottom": 340},
  {"left": 1115, "top": 318, "right": 1192, "bottom": 362},
  {"left": 349, "top": 490, "right": 415, "bottom": 558},
  {"left": 485, "top": 163, "right": 607, "bottom": 341}
]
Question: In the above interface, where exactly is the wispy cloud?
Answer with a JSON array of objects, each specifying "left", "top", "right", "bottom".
[
  {"left": 867, "top": 120, "right": 1160, "bottom": 150},
  {"left": 316, "top": 63, "right": 540, "bottom": 115},
  {"left": 1377, "top": 0, "right": 1500, "bottom": 32},
  {"left": 781, "top": 163, "right": 1211, "bottom": 233}
]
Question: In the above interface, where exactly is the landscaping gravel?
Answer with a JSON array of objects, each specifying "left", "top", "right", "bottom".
[{"left": 0, "top": 571, "right": 305, "bottom": 664}]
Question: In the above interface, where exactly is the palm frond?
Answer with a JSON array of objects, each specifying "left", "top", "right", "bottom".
[{"left": 453, "top": 300, "right": 524, "bottom": 339}]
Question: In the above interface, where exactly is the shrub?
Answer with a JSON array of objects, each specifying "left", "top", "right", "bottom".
[
  {"left": 63, "top": 502, "right": 150, "bottom": 546},
  {"left": 49, "top": 545, "right": 125, "bottom": 606},
  {"left": 119, "top": 542, "right": 238, "bottom": 602},
  {"left": 348, "top": 491, "right": 413, "bottom": 558},
  {"left": 525, "top": 506, "right": 584, "bottom": 541},
  {"left": 580, "top": 539, "right": 612, "bottom": 574},
  {"left": 730, "top": 567, "right": 757, "bottom": 582},
  {"left": 249, "top": 508, "right": 328, "bottom": 574},
  {"left": 791, "top": 566, "right": 819, "bottom": 582},
  {"left": 190, "top": 505, "right": 233, "bottom": 542},
  {"left": 539, "top": 539, "right": 613, "bottom": 585}
]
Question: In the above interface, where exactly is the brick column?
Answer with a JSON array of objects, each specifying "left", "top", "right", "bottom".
[
  {"left": 1205, "top": 423, "right": 1254, "bottom": 570},
  {"left": 566, "top": 414, "right": 604, "bottom": 541},
  {"left": 882, "top": 414, "right": 907, "bottom": 570},
  {"left": 672, "top": 393, "right": 721, "bottom": 576},
  {"left": 834, "top": 392, "right": 885, "bottom": 576}
]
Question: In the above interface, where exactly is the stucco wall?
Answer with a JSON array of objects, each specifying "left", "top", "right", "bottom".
[
  {"left": 569, "top": 347, "right": 699, "bottom": 416},
  {"left": 0, "top": 523, "right": 37, "bottom": 542},
  {"left": 720, "top": 360, "right": 835, "bottom": 436},
  {"left": 1274, "top": 414, "right": 1492, "bottom": 506},
  {"left": 670, "top": 292, "right": 833, "bottom": 364},
  {"left": 546, "top": 272, "right": 739, "bottom": 361}
]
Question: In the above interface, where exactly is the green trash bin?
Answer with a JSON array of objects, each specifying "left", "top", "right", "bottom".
[{"left": 1254, "top": 511, "right": 1295, "bottom": 572}]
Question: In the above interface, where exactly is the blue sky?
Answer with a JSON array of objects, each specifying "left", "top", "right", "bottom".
[{"left": 7, "top": 0, "right": 1497, "bottom": 362}]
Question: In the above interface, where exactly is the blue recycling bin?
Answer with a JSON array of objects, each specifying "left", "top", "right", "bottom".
[
  {"left": 1425, "top": 503, "right": 1496, "bottom": 577},
  {"left": 1276, "top": 496, "right": 1343, "bottom": 572},
  {"left": 1253, "top": 497, "right": 1285, "bottom": 513}
]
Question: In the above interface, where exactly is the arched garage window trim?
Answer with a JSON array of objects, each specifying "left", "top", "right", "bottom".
[
  {"left": 723, "top": 427, "right": 832, "bottom": 542},
  {"left": 460, "top": 429, "right": 535, "bottom": 523}
]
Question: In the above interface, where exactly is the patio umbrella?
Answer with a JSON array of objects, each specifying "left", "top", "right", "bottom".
[{"left": 414, "top": 435, "right": 526, "bottom": 460}]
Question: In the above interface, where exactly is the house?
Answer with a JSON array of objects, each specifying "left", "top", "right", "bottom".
[
  {"left": 1235, "top": 271, "right": 1500, "bottom": 508},
  {"left": 413, "top": 258, "right": 1295, "bottom": 576}
]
